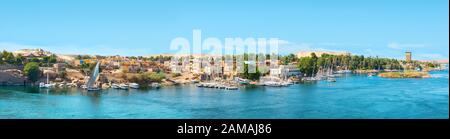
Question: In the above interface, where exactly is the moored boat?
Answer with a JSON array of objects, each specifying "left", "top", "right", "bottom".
[
  {"left": 151, "top": 83, "right": 161, "bottom": 89},
  {"left": 129, "top": 83, "right": 139, "bottom": 89},
  {"left": 39, "top": 82, "right": 45, "bottom": 88},
  {"left": 86, "top": 86, "right": 101, "bottom": 91},
  {"left": 39, "top": 72, "right": 54, "bottom": 88},
  {"left": 265, "top": 81, "right": 282, "bottom": 87},
  {"left": 119, "top": 84, "right": 129, "bottom": 90},
  {"left": 81, "top": 85, "right": 87, "bottom": 89},
  {"left": 196, "top": 83, "right": 203, "bottom": 87},
  {"left": 111, "top": 83, "right": 120, "bottom": 89},
  {"left": 225, "top": 86, "right": 238, "bottom": 90}
]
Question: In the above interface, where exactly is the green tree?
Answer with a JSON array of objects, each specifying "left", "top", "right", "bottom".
[
  {"left": 297, "top": 53, "right": 318, "bottom": 77},
  {"left": 2, "top": 50, "right": 15, "bottom": 64},
  {"left": 0, "top": 52, "right": 3, "bottom": 64},
  {"left": 147, "top": 72, "right": 166, "bottom": 82},
  {"left": 49, "top": 54, "right": 57, "bottom": 63},
  {"left": 30, "top": 57, "right": 40, "bottom": 63},
  {"left": 24, "top": 62, "right": 41, "bottom": 84},
  {"left": 15, "top": 54, "right": 25, "bottom": 65},
  {"left": 43, "top": 56, "right": 50, "bottom": 63},
  {"left": 80, "top": 62, "right": 96, "bottom": 75},
  {"left": 239, "top": 63, "right": 261, "bottom": 80}
]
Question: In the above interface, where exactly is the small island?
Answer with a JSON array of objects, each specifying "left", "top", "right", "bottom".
[{"left": 378, "top": 71, "right": 431, "bottom": 78}]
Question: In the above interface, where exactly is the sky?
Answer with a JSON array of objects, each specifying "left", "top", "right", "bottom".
[{"left": 0, "top": 0, "right": 448, "bottom": 60}]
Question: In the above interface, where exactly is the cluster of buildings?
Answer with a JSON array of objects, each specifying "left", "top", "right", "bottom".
[
  {"left": 69, "top": 55, "right": 164, "bottom": 74},
  {"left": 165, "top": 54, "right": 302, "bottom": 81},
  {"left": 13, "top": 48, "right": 53, "bottom": 62},
  {"left": 164, "top": 51, "right": 355, "bottom": 81},
  {"left": 4, "top": 48, "right": 447, "bottom": 88},
  {"left": 13, "top": 48, "right": 52, "bottom": 57},
  {"left": 9, "top": 49, "right": 372, "bottom": 84}
]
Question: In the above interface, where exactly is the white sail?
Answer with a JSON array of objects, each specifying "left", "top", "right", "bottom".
[{"left": 86, "top": 62, "right": 100, "bottom": 89}]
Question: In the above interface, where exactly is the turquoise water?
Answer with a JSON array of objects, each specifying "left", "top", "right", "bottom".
[{"left": 0, "top": 70, "right": 448, "bottom": 119}]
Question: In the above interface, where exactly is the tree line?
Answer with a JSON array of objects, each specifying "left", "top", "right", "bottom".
[
  {"left": 296, "top": 53, "right": 440, "bottom": 77},
  {"left": 0, "top": 50, "right": 57, "bottom": 66}
]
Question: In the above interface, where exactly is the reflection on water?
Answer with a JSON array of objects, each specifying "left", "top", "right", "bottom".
[{"left": 24, "top": 87, "right": 40, "bottom": 94}]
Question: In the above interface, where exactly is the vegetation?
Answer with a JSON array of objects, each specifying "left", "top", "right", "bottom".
[
  {"left": 80, "top": 62, "right": 97, "bottom": 75},
  {"left": 239, "top": 63, "right": 261, "bottom": 80},
  {"left": 127, "top": 72, "right": 166, "bottom": 86},
  {"left": 297, "top": 53, "right": 408, "bottom": 77},
  {"left": 75, "top": 55, "right": 92, "bottom": 60},
  {"left": 426, "top": 62, "right": 436, "bottom": 68},
  {"left": 40, "top": 54, "right": 58, "bottom": 66},
  {"left": 0, "top": 50, "right": 25, "bottom": 65},
  {"left": 0, "top": 50, "right": 59, "bottom": 66},
  {"left": 379, "top": 71, "right": 430, "bottom": 78},
  {"left": 24, "top": 62, "right": 41, "bottom": 83},
  {"left": 280, "top": 54, "right": 298, "bottom": 65},
  {"left": 298, "top": 53, "right": 318, "bottom": 77},
  {"left": 147, "top": 55, "right": 173, "bottom": 62},
  {"left": 171, "top": 73, "right": 181, "bottom": 77},
  {"left": 146, "top": 72, "right": 166, "bottom": 82},
  {"left": 232, "top": 53, "right": 262, "bottom": 80}
]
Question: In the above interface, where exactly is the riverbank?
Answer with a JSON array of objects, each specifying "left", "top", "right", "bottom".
[{"left": 1, "top": 69, "right": 448, "bottom": 119}]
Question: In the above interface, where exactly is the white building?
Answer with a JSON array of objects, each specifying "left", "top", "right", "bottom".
[
  {"left": 191, "top": 58, "right": 203, "bottom": 74},
  {"left": 270, "top": 65, "right": 301, "bottom": 79},
  {"left": 223, "top": 62, "right": 234, "bottom": 75},
  {"left": 170, "top": 60, "right": 183, "bottom": 73},
  {"left": 204, "top": 64, "right": 221, "bottom": 75},
  {"left": 171, "top": 65, "right": 183, "bottom": 73}
]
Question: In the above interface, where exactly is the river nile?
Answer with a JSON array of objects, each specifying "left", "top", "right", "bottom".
[{"left": 0, "top": 70, "right": 448, "bottom": 119}]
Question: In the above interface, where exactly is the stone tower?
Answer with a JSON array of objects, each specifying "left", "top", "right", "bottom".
[{"left": 405, "top": 52, "right": 412, "bottom": 63}]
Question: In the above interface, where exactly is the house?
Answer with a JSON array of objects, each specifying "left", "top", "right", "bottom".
[
  {"left": 223, "top": 61, "right": 234, "bottom": 76},
  {"left": 53, "top": 63, "right": 66, "bottom": 73},
  {"left": 169, "top": 60, "right": 186, "bottom": 73},
  {"left": 171, "top": 65, "right": 183, "bottom": 73},
  {"left": 113, "top": 61, "right": 121, "bottom": 69},
  {"left": 191, "top": 58, "right": 203, "bottom": 74}
]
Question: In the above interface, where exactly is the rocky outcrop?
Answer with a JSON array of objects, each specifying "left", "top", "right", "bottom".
[{"left": 0, "top": 71, "right": 27, "bottom": 86}]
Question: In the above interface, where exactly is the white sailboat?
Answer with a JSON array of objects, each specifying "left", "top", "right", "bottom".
[
  {"left": 39, "top": 72, "right": 54, "bottom": 88},
  {"left": 85, "top": 62, "right": 101, "bottom": 91}
]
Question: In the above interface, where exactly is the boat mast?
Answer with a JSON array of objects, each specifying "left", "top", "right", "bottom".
[{"left": 47, "top": 60, "right": 49, "bottom": 84}]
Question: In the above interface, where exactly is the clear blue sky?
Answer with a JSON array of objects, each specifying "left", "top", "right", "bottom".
[{"left": 0, "top": 0, "right": 448, "bottom": 60}]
